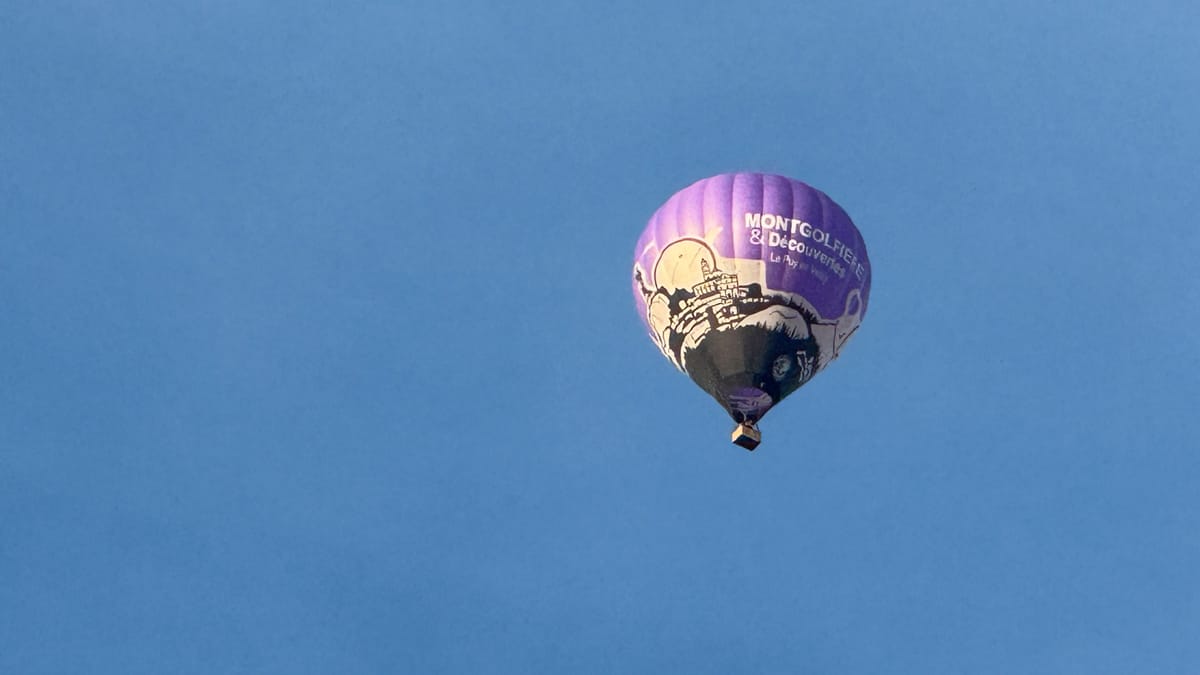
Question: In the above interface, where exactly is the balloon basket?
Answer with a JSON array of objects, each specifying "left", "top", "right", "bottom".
[{"left": 731, "top": 423, "right": 761, "bottom": 451}]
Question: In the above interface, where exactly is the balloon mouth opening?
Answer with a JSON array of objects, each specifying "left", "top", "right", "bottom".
[{"left": 724, "top": 386, "right": 774, "bottom": 425}]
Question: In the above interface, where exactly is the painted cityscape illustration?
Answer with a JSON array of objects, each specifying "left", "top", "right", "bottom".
[{"left": 634, "top": 238, "right": 863, "bottom": 420}]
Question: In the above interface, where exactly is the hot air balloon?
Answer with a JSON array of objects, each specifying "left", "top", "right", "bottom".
[{"left": 632, "top": 173, "right": 871, "bottom": 450}]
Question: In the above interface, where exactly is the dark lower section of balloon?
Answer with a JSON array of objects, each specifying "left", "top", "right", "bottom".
[{"left": 682, "top": 325, "right": 820, "bottom": 424}]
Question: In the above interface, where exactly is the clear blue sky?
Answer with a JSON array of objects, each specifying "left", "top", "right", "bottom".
[{"left": 3, "top": 2, "right": 1198, "bottom": 673}]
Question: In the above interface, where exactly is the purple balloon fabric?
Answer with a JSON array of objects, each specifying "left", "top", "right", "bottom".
[{"left": 632, "top": 173, "right": 872, "bottom": 425}]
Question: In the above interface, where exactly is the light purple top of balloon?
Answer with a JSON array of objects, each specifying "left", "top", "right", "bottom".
[{"left": 632, "top": 173, "right": 871, "bottom": 325}]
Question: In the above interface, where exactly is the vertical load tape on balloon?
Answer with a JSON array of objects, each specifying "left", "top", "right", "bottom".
[{"left": 632, "top": 173, "right": 871, "bottom": 450}]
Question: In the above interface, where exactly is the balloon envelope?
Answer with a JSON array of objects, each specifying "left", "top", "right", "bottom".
[{"left": 632, "top": 173, "right": 872, "bottom": 429}]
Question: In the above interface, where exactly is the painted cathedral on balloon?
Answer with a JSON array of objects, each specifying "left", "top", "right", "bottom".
[{"left": 634, "top": 237, "right": 864, "bottom": 423}]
